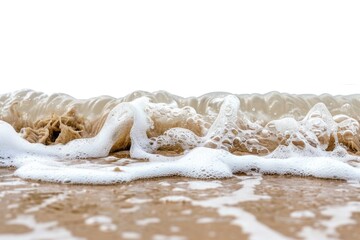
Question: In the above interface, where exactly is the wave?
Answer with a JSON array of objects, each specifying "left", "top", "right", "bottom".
[{"left": 1, "top": 89, "right": 360, "bottom": 184}]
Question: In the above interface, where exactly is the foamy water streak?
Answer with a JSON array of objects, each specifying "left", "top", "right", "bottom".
[{"left": 1, "top": 90, "right": 360, "bottom": 184}]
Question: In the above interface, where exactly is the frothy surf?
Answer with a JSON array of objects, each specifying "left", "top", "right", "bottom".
[{"left": 1, "top": 89, "right": 360, "bottom": 184}]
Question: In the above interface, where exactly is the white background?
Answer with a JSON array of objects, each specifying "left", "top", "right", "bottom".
[{"left": 0, "top": 0, "right": 359, "bottom": 99}]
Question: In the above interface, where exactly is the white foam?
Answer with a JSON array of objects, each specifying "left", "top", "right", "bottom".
[
  {"left": 135, "top": 218, "right": 160, "bottom": 226},
  {"left": 158, "top": 181, "right": 171, "bottom": 187},
  {"left": 1, "top": 95, "right": 360, "bottom": 184},
  {"left": 299, "top": 202, "right": 360, "bottom": 240},
  {"left": 219, "top": 206, "right": 290, "bottom": 240},
  {"left": 290, "top": 210, "right": 315, "bottom": 219},
  {"left": 267, "top": 117, "right": 299, "bottom": 133},
  {"left": 120, "top": 206, "right": 140, "bottom": 213},
  {"left": 186, "top": 181, "right": 222, "bottom": 190},
  {"left": 7, "top": 203, "right": 19, "bottom": 209},
  {"left": 172, "top": 187, "right": 186, "bottom": 192},
  {"left": 26, "top": 193, "right": 67, "bottom": 213},
  {"left": 0, "top": 180, "right": 27, "bottom": 186},
  {"left": 0, "top": 215, "right": 83, "bottom": 240},
  {"left": 196, "top": 217, "right": 216, "bottom": 224},
  {"left": 125, "top": 198, "right": 152, "bottom": 204},
  {"left": 160, "top": 196, "right": 192, "bottom": 203},
  {"left": 85, "top": 215, "right": 112, "bottom": 225},
  {"left": 152, "top": 235, "right": 187, "bottom": 240},
  {"left": 192, "top": 176, "right": 288, "bottom": 240},
  {"left": 170, "top": 226, "right": 180, "bottom": 233},
  {"left": 122, "top": 231, "right": 141, "bottom": 240},
  {"left": 7, "top": 139, "right": 360, "bottom": 185},
  {"left": 160, "top": 175, "right": 288, "bottom": 240},
  {"left": 85, "top": 215, "right": 117, "bottom": 232},
  {"left": 321, "top": 202, "right": 360, "bottom": 236},
  {"left": 181, "top": 209, "right": 192, "bottom": 215},
  {"left": 192, "top": 176, "right": 269, "bottom": 208},
  {"left": 0, "top": 187, "right": 37, "bottom": 199}
]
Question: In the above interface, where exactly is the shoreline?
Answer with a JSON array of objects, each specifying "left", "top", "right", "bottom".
[{"left": 1, "top": 168, "right": 360, "bottom": 240}]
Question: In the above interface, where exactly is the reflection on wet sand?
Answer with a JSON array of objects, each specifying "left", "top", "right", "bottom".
[{"left": 1, "top": 169, "right": 360, "bottom": 240}]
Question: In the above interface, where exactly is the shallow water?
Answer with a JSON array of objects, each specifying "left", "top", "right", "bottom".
[
  {"left": 1, "top": 90, "right": 360, "bottom": 239},
  {"left": 1, "top": 169, "right": 360, "bottom": 240}
]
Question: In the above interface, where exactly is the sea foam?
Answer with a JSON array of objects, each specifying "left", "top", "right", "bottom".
[{"left": 1, "top": 90, "right": 360, "bottom": 184}]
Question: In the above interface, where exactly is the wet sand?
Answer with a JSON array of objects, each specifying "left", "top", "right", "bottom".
[{"left": 1, "top": 169, "right": 360, "bottom": 240}]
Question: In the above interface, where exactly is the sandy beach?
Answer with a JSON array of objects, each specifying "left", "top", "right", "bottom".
[
  {"left": 1, "top": 90, "right": 360, "bottom": 239},
  {"left": 2, "top": 0, "right": 360, "bottom": 238},
  {"left": 1, "top": 167, "right": 360, "bottom": 240}
]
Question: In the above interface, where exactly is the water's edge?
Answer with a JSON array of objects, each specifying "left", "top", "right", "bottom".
[{"left": 1, "top": 89, "right": 360, "bottom": 184}]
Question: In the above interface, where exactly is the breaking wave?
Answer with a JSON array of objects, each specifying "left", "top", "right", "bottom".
[{"left": 1, "top": 89, "right": 360, "bottom": 184}]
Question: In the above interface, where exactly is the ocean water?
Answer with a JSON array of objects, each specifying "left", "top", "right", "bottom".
[{"left": 1, "top": 89, "right": 360, "bottom": 184}]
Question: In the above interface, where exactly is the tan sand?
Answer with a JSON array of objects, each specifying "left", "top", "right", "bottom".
[{"left": 1, "top": 168, "right": 360, "bottom": 240}]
